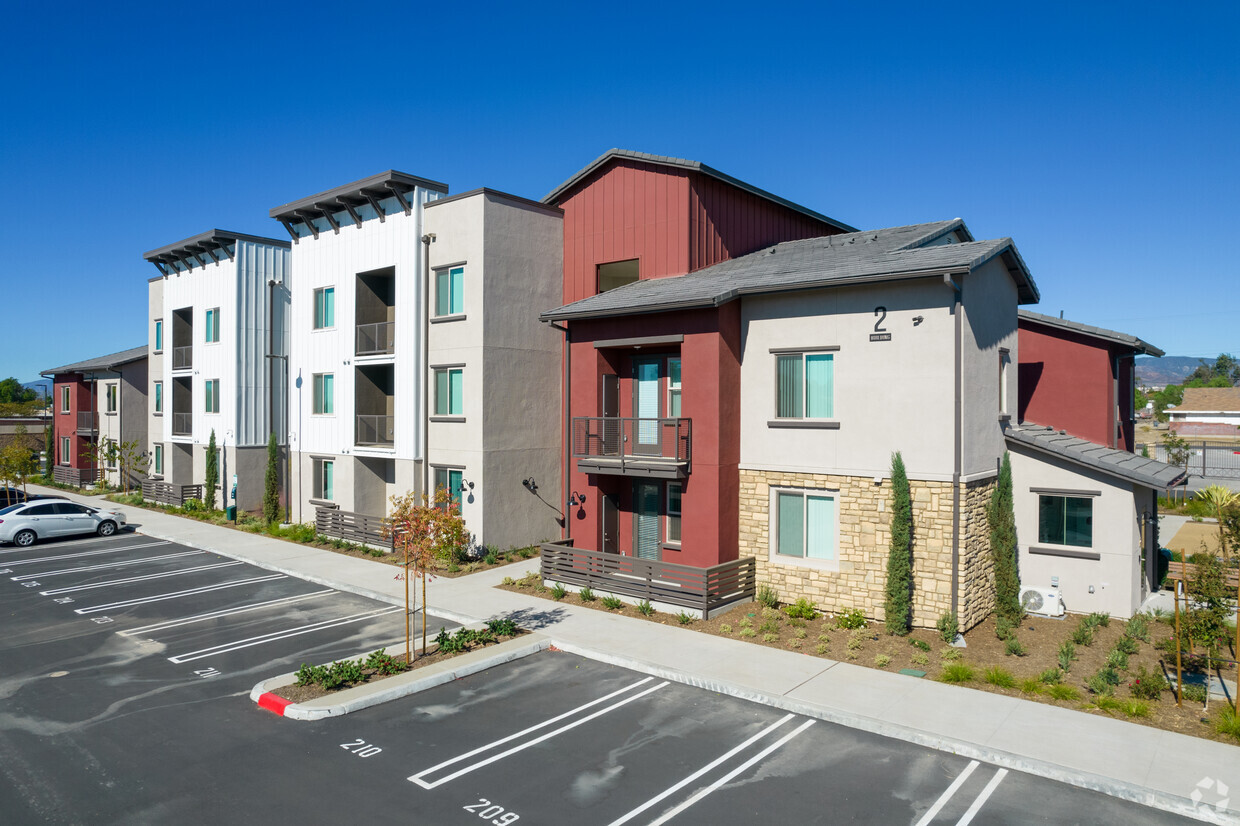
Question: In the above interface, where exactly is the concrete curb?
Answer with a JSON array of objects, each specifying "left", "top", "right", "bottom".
[
  {"left": 251, "top": 633, "right": 550, "bottom": 721},
  {"left": 548, "top": 640, "right": 1236, "bottom": 826}
]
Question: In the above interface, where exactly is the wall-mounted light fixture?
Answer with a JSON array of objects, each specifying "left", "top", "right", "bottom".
[
  {"left": 568, "top": 491, "right": 588, "bottom": 507},
  {"left": 912, "top": 315, "right": 924, "bottom": 326},
  {"left": 522, "top": 477, "right": 538, "bottom": 493}
]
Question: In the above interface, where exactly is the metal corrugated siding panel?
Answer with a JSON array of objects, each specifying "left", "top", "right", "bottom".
[{"left": 234, "top": 241, "right": 289, "bottom": 447}]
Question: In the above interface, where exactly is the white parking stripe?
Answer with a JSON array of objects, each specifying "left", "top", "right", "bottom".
[
  {"left": 118, "top": 590, "right": 334, "bottom": 636},
  {"left": 914, "top": 761, "right": 979, "bottom": 826},
  {"left": 74, "top": 574, "right": 287, "bottom": 614},
  {"left": 11, "top": 551, "right": 204, "bottom": 580},
  {"left": 644, "top": 718, "right": 816, "bottom": 826},
  {"left": 0, "top": 540, "right": 171, "bottom": 567},
  {"left": 166, "top": 606, "right": 402, "bottom": 663},
  {"left": 955, "top": 768, "right": 1007, "bottom": 825},
  {"left": 0, "top": 533, "right": 139, "bottom": 553},
  {"left": 410, "top": 678, "right": 670, "bottom": 790},
  {"left": 38, "top": 561, "right": 242, "bottom": 595},
  {"left": 607, "top": 714, "right": 798, "bottom": 826}
]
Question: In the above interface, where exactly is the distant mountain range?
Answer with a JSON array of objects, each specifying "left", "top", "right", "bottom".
[
  {"left": 1135, "top": 356, "right": 1212, "bottom": 386},
  {"left": 21, "top": 379, "right": 51, "bottom": 398}
]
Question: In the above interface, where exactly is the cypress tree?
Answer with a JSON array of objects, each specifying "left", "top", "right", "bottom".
[
  {"left": 263, "top": 432, "right": 280, "bottom": 524},
  {"left": 884, "top": 451, "right": 913, "bottom": 635},
  {"left": 988, "top": 452, "right": 1022, "bottom": 623},
  {"left": 204, "top": 429, "right": 218, "bottom": 510}
]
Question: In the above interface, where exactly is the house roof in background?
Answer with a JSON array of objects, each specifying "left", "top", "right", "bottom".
[
  {"left": 1175, "top": 387, "right": 1240, "bottom": 413},
  {"left": 1006, "top": 423, "right": 1187, "bottom": 488},
  {"left": 541, "top": 148, "right": 857, "bottom": 233},
  {"left": 541, "top": 219, "right": 1037, "bottom": 321},
  {"left": 1017, "top": 309, "right": 1165, "bottom": 357},
  {"left": 41, "top": 346, "right": 147, "bottom": 378}
]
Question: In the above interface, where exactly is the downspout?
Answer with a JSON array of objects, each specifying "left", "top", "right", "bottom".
[
  {"left": 420, "top": 232, "right": 436, "bottom": 501},
  {"left": 545, "top": 319, "right": 570, "bottom": 542},
  {"left": 945, "top": 273, "right": 963, "bottom": 620}
]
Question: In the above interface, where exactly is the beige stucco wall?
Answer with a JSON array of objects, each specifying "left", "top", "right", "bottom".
[
  {"left": 740, "top": 468, "right": 996, "bottom": 629},
  {"left": 960, "top": 257, "right": 1020, "bottom": 478},
  {"left": 1008, "top": 444, "right": 1146, "bottom": 619}
]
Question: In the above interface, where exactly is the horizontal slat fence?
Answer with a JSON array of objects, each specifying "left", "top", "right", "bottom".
[
  {"left": 1166, "top": 560, "right": 1239, "bottom": 589},
  {"left": 141, "top": 480, "right": 203, "bottom": 507},
  {"left": 315, "top": 507, "right": 393, "bottom": 550},
  {"left": 540, "top": 540, "right": 755, "bottom": 616}
]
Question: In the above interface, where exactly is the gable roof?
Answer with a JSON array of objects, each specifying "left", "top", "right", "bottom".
[
  {"left": 1006, "top": 424, "right": 1187, "bottom": 489},
  {"left": 1017, "top": 310, "right": 1164, "bottom": 357},
  {"left": 1176, "top": 387, "right": 1240, "bottom": 413},
  {"left": 541, "top": 219, "right": 1037, "bottom": 321},
  {"left": 42, "top": 346, "right": 148, "bottom": 378},
  {"left": 541, "top": 149, "right": 857, "bottom": 233}
]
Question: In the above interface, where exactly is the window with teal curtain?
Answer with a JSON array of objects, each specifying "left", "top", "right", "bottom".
[
  {"left": 436, "top": 268, "right": 464, "bottom": 316},
  {"left": 805, "top": 354, "right": 833, "bottom": 418},
  {"left": 314, "top": 287, "right": 335, "bottom": 329},
  {"left": 205, "top": 308, "right": 220, "bottom": 342},
  {"left": 313, "top": 374, "right": 334, "bottom": 414},
  {"left": 776, "top": 355, "right": 802, "bottom": 418},
  {"left": 777, "top": 492, "right": 804, "bottom": 557},
  {"left": 154, "top": 320, "right": 163, "bottom": 352},
  {"left": 806, "top": 495, "right": 835, "bottom": 559},
  {"left": 435, "top": 369, "right": 462, "bottom": 415},
  {"left": 321, "top": 460, "right": 334, "bottom": 500},
  {"left": 449, "top": 369, "right": 462, "bottom": 414}
]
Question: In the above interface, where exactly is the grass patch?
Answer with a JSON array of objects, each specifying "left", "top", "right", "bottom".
[
  {"left": 1047, "top": 684, "right": 1081, "bottom": 702},
  {"left": 549, "top": 582, "right": 567, "bottom": 600},
  {"left": 1019, "top": 678, "right": 1045, "bottom": 695},
  {"left": 578, "top": 586, "right": 596, "bottom": 602},
  {"left": 600, "top": 595, "right": 624, "bottom": 610},
  {"left": 984, "top": 666, "right": 1017, "bottom": 688},
  {"left": 939, "top": 663, "right": 975, "bottom": 684},
  {"left": 1216, "top": 707, "right": 1240, "bottom": 742},
  {"left": 676, "top": 611, "right": 694, "bottom": 625}
]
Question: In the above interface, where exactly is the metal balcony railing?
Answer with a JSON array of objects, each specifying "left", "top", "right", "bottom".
[
  {"left": 356, "top": 414, "right": 395, "bottom": 446},
  {"left": 356, "top": 321, "right": 395, "bottom": 356},
  {"left": 572, "top": 417, "right": 691, "bottom": 475},
  {"left": 76, "top": 412, "right": 98, "bottom": 434},
  {"left": 172, "top": 346, "right": 193, "bottom": 370},
  {"left": 171, "top": 412, "right": 193, "bottom": 437}
]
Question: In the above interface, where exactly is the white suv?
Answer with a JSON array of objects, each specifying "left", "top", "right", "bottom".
[{"left": 0, "top": 501, "right": 128, "bottom": 547}]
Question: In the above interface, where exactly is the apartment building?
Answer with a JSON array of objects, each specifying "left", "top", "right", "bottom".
[
  {"left": 143, "top": 230, "right": 291, "bottom": 511},
  {"left": 42, "top": 347, "right": 148, "bottom": 488}
]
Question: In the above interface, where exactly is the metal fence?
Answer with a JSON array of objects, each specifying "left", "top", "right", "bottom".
[
  {"left": 315, "top": 507, "right": 393, "bottom": 550},
  {"left": 356, "top": 414, "right": 394, "bottom": 446},
  {"left": 572, "top": 417, "right": 692, "bottom": 463},
  {"left": 1148, "top": 442, "right": 1240, "bottom": 478},
  {"left": 171, "top": 412, "right": 193, "bottom": 436},
  {"left": 172, "top": 346, "right": 193, "bottom": 370},
  {"left": 356, "top": 321, "right": 395, "bottom": 356},
  {"left": 76, "top": 412, "right": 97, "bottom": 433},
  {"left": 539, "top": 540, "right": 755, "bottom": 617},
  {"left": 141, "top": 480, "right": 203, "bottom": 507}
]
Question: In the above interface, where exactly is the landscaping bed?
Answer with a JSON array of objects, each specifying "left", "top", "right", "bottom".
[
  {"left": 273, "top": 620, "right": 525, "bottom": 703},
  {"left": 102, "top": 493, "right": 539, "bottom": 577},
  {"left": 499, "top": 573, "right": 1240, "bottom": 746}
]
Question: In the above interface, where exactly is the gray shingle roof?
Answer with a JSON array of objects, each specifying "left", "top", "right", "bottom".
[
  {"left": 1006, "top": 424, "right": 1187, "bottom": 489},
  {"left": 541, "top": 219, "right": 1038, "bottom": 321},
  {"left": 541, "top": 148, "right": 857, "bottom": 232},
  {"left": 42, "top": 346, "right": 148, "bottom": 377},
  {"left": 1017, "top": 310, "right": 1164, "bottom": 357}
]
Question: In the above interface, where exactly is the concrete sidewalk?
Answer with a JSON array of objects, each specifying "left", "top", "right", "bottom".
[{"left": 29, "top": 485, "right": 1240, "bottom": 824}]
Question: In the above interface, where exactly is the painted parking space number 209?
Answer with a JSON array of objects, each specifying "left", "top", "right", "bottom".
[{"left": 463, "top": 799, "right": 519, "bottom": 824}]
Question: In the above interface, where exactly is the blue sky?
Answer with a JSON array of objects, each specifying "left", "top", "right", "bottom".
[{"left": 2, "top": 1, "right": 1236, "bottom": 384}]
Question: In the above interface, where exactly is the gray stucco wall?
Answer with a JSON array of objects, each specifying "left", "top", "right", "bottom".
[{"left": 960, "top": 257, "right": 1019, "bottom": 479}]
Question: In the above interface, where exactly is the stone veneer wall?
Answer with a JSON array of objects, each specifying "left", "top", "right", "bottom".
[{"left": 740, "top": 469, "right": 997, "bottom": 631}]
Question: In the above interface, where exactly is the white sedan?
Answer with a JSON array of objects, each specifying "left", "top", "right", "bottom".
[{"left": 0, "top": 501, "right": 127, "bottom": 547}]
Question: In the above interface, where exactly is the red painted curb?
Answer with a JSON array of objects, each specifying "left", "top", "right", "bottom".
[{"left": 257, "top": 692, "right": 294, "bottom": 716}]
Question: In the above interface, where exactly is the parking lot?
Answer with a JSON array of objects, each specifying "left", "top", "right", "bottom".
[{"left": 0, "top": 529, "right": 1195, "bottom": 824}]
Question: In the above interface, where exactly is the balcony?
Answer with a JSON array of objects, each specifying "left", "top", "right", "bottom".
[
  {"left": 572, "top": 417, "right": 691, "bottom": 479},
  {"left": 356, "top": 414, "right": 394, "bottom": 447},
  {"left": 76, "top": 412, "right": 98, "bottom": 435},
  {"left": 356, "top": 321, "right": 395, "bottom": 356},
  {"left": 171, "top": 412, "right": 193, "bottom": 437},
  {"left": 171, "top": 346, "right": 193, "bottom": 370},
  {"left": 171, "top": 307, "right": 193, "bottom": 370}
]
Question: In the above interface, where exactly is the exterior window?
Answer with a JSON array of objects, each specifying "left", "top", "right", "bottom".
[
  {"left": 312, "top": 373, "right": 334, "bottom": 415},
  {"left": 154, "top": 319, "right": 163, "bottom": 352},
  {"left": 154, "top": 381, "right": 163, "bottom": 414},
  {"left": 597, "top": 259, "right": 639, "bottom": 293},
  {"left": 666, "top": 483, "right": 682, "bottom": 545},
  {"left": 433, "top": 467, "right": 463, "bottom": 509},
  {"left": 776, "top": 353, "right": 834, "bottom": 419},
  {"left": 319, "top": 460, "right": 334, "bottom": 500},
  {"left": 106, "top": 384, "right": 118, "bottom": 414},
  {"left": 1038, "top": 495, "right": 1093, "bottom": 547},
  {"left": 60, "top": 386, "right": 70, "bottom": 413},
  {"left": 999, "top": 349, "right": 1011, "bottom": 415},
  {"left": 60, "top": 436, "right": 70, "bottom": 465},
  {"left": 435, "top": 267, "right": 464, "bottom": 316},
  {"left": 434, "top": 368, "right": 463, "bottom": 415},
  {"left": 667, "top": 357, "right": 682, "bottom": 417},
  {"left": 154, "top": 444, "right": 163, "bottom": 475},
  {"left": 775, "top": 490, "right": 836, "bottom": 561},
  {"left": 205, "top": 308, "right": 220, "bottom": 343},
  {"left": 314, "top": 287, "right": 335, "bottom": 329},
  {"left": 104, "top": 439, "right": 117, "bottom": 470},
  {"left": 204, "top": 379, "right": 220, "bottom": 414}
]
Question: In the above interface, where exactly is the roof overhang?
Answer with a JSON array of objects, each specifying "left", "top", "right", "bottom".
[
  {"left": 1017, "top": 309, "right": 1163, "bottom": 357},
  {"left": 143, "top": 230, "right": 288, "bottom": 276},
  {"left": 269, "top": 170, "right": 449, "bottom": 241},
  {"left": 1006, "top": 426, "right": 1188, "bottom": 489}
]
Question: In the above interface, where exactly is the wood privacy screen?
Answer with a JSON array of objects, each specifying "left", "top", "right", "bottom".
[
  {"left": 315, "top": 507, "right": 393, "bottom": 549},
  {"left": 141, "top": 480, "right": 204, "bottom": 507}
]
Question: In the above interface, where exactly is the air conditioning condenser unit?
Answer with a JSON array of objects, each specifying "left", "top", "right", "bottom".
[{"left": 1020, "top": 586, "right": 1065, "bottom": 617}]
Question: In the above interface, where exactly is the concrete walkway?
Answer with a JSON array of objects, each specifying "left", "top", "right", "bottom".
[{"left": 29, "top": 485, "right": 1240, "bottom": 824}]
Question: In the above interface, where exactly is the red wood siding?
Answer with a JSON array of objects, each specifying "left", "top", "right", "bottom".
[
  {"left": 689, "top": 174, "right": 842, "bottom": 271},
  {"left": 1018, "top": 323, "right": 1124, "bottom": 450},
  {"left": 53, "top": 374, "right": 97, "bottom": 470}
]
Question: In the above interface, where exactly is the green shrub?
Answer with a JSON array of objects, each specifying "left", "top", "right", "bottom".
[
  {"left": 578, "top": 586, "right": 596, "bottom": 602},
  {"left": 939, "top": 663, "right": 975, "bottom": 684},
  {"left": 1105, "top": 649, "right": 1129, "bottom": 671},
  {"left": 486, "top": 618, "right": 519, "bottom": 637},
  {"left": 995, "top": 614, "right": 1016, "bottom": 641},
  {"left": 739, "top": 627, "right": 757, "bottom": 638},
  {"left": 911, "top": 651, "right": 929, "bottom": 666},
  {"left": 1004, "top": 637, "right": 1026, "bottom": 657},
  {"left": 788, "top": 639, "right": 802, "bottom": 649},
  {"left": 676, "top": 611, "right": 694, "bottom": 625},
  {"left": 762, "top": 633, "right": 778, "bottom": 643},
  {"left": 874, "top": 654, "right": 891, "bottom": 668},
  {"left": 1047, "top": 684, "right": 1080, "bottom": 701},
  {"left": 1181, "top": 683, "right": 1208, "bottom": 704},
  {"left": 815, "top": 642, "right": 828, "bottom": 655},
  {"left": 501, "top": 576, "right": 515, "bottom": 586},
  {"left": 1128, "top": 665, "right": 1165, "bottom": 700},
  {"left": 364, "top": 649, "right": 407, "bottom": 675},
  {"left": 988, "top": 453, "right": 1022, "bottom": 623},
  {"left": 1124, "top": 614, "right": 1150, "bottom": 642},
  {"left": 295, "top": 662, "right": 328, "bottom": 687},
  {"left": 484, "top": 551, "right": 499, "bottom": 565},
  {"left": 323, "top": 658, "right": 366, "bottom": 690},
  {"left": 758, "top": 618, "right": 780, "bottom": 635},
  {"left": 937, "top": 612, "right": 959, "bottom": 644},
  {"left": 1114, "top": 636, "right": 1139, "bottom": 656},
  {"left": 793, "top": 628, "right": 807, "bottom": 639},
  {"left": 1087, "top": 667, "right": 1120, "bottom": 695},
  {"left": 1070, "top": 625, "right": 1093, "bottom": 646},
  {"left": 1084, "top": 612, "right": 1110, "bottom": 629},
  {"left": 783, "top": 597, "right": 819, "bottom": 620},
  {"left": 984, "top": 666, "right": 1017, "bottom": 688},
  {"left": 756, "top": 583, "right": 779, "bottom": 609},
  {"left": 550, "top": 582, "right": 567, "bottom": 600},
  {"left": 836, "top": 608, "right": 866, "bottom": 630},
  {"left": 846, "top": 629, "right": 865, "bottom": 651},
  {"left": 1019, "top": 678, "right": 1044, "bottom": 695},
  {"left": 787, "top": 616, "right": 807, "bottom": 628},
  {"left": 720, "top": 623, "right": 733, "bottom": 634},
  {"left": 601, "top": 595, "right": 623, "bottom": 610},
  {"left": 910, "top": 639, "right": 930, "bottom": 652},
  {"left": 816, "top": 633, "right": 830, "bottom": 643},
  {"left": 1038, "top": 667, "right": 1063, "bottom": 685},
  {"left": 884, "top": 451, "right": 913, "bottom": 635},
  {"left": 636, "top": 600, "right": 655, "bottom": 617},
  {"left": 1216, "top": 707, "right": 1240, "bottom": 742},
  {"left": 939, "top": 647, "right": 961, "bottom": 662},
  {"left": 1057, "top": 641, "right": 1076, "bottom": 672}
]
